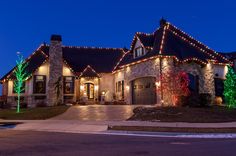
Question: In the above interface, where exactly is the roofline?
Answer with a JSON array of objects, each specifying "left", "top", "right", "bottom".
[
  {"left": 0, "top": 44, "right": 49, "bottom": 82},
  {"left": 112, "top": 54, "right": 231, "bottom": 74}
]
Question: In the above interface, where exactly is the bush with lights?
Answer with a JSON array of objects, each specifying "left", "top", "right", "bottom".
[{"left": 224, "top": 65, "right": 236, "bottom": 108}]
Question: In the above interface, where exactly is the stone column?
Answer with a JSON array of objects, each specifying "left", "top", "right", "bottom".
[
  {"left": 201, "top": 62, "right": 215, "bottom": 103},
  {"left": 161, "top": 57, "right": 175, "bottom": 106},
  {"left": 47, "top": 35, "right": 63, "bottom": 106}
]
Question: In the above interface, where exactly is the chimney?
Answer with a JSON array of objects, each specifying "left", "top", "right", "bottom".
[
  {"left": 160, "top": 18, "right": 167, "bottom": 27},
  {"left": 47, "top": 34, "right": 63, "bottom": 106}
]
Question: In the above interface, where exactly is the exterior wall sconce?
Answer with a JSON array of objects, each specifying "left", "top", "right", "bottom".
[
  {"left": 94, "top": 85, "right": 98, "bottom": 91},
  {"left": 101, "top": 91, "right": 106, "bottom": 95},
  {"left": 80, "top": 85, "right": 84, "bottom": 90},
  {"left": 155, "top": 81, "right": 161, "bottom": 87},
  {"left": 126, "top": 86, "right": 130, "bottom": 90}
]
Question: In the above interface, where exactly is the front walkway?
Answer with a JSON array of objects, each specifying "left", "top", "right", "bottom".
[{"left": 50, "top": 105, "right": 142, "bottom": 121}]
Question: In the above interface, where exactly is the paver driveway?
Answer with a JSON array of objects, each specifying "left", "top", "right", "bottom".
[{"left": 51, "top": 105, "right": 142, "bottom": 121}]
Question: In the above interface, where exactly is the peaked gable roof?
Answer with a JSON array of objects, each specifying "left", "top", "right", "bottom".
[
  {"left": 115, "top": 20, "right": 230, "bottom": 70},
  {"left": 0, "top": 49, "right": 48, "bottom": 81},
  {"left": 79, "top": 65, "right": 100, "bottom": 78}
]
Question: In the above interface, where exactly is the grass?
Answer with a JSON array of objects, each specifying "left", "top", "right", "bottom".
[
  {"left": 0, "top": 106, "right": 70, "bottom": 120},
  {"left": 129, "top": 106, "right": 236, "bottom": 123},
  {"left": 108, "top": 126, "right": 236, "bottom": 133}
]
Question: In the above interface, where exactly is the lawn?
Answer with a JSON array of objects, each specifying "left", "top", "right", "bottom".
[
  {"left": 0, "top": 106, "right": 70, "bottom": 120},
  {"left": 129, "top": 106, "right": 236, "bottom": 123}
]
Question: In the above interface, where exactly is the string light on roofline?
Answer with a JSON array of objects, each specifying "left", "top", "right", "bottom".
[
  {"left": 166, "top": 22, "right": 230, "bottom": 62},
  {"left": 79, "top": 65, "right": 100, "bottom": 78}
]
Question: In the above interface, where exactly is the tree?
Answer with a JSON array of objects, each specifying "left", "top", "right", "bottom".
[
  {"left": 157, "top": 70, "right": 190, "bottom": 105},
  {"left": 14, "top": 53, "right": 28, "bottom": 113},
  {"left": 54, "top": 77, "right": 62, "bottom": 105},
  {"left": 224, "top": 65, "right": 236, "bottom": 108}
]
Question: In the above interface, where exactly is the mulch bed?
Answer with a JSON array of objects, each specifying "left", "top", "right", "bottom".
[{"left": 129, "top": 106, "right": 236, "bottom": 123}]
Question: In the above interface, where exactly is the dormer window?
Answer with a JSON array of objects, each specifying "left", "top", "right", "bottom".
[{"left": 134, "top": 47, "right": 144, "bottom": 58}]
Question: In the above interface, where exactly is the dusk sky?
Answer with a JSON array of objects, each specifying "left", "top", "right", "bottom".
[{"left": 0, "top": 0, "right": 236, "bottom": 93}]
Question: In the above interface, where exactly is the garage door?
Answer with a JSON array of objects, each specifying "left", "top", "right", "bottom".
[{"left": 132, "top": 77, "right": 157, "bottom": 105}]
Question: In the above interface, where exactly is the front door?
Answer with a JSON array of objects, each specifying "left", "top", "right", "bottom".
[{"left": 85, "top": 83, "right": 94, "bottom": 99}]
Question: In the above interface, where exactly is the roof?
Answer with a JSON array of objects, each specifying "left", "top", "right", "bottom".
[
  {"left": 0, "top": 45, "right": 124, "bottom": 82},
  {"left": 116, "top": 20, "right": 231, "bottom": 69},
  {"left": 0, "top": 50, "right": 48, "bottom": 81},
  {"left": 1, "top": 19, "right": 232, "bottom": 81},
  {"left": 219, "top": 52, "right": 236, "bottom": 60}
]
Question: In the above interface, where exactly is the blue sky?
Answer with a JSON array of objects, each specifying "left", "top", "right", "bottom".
[{"left": 0, "top": 0, "right": 236, "bottom": 94}]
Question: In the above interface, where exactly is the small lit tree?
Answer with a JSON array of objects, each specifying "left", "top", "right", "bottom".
[
  {"left": 14, "top": 53, "right": 28, "bottom": 113},
  {"left": 223, "top": 65, "right": 236, "bottom": 108},
  {"left": 157, "top": 70, "right": 190, "bottom": 105}
]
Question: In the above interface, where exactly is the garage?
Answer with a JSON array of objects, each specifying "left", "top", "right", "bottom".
[{"left": 131, "top": 77, "right": 157, "bottom": 105}]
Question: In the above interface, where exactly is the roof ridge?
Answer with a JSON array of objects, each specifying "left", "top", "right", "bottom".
[
  {"left": 136, "top": 32, "right": 154, "bottom": 36},
  {"left": 62, "top": 45, "right": 123, "bottom": 51}
]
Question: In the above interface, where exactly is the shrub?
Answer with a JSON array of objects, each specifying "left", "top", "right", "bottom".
[
  {"left": 215, "top": 96, "right": 223, "bottom": 105},
  {"left": 20, "top": 103, "right": 28, "bottom": 108},
  {"left": 36, "top": 102, "right": 47, "bottom": 107},
  {"left": 176, "top": 96, "right": 188, "bottom": 106},
  {"left": 182, "top": 93, "right": 212, "bottom": 108},
  {"left": 199, "top": 93, "right": 212, "bottom": 107}
]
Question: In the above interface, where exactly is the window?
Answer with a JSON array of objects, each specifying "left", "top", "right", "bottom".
[
  {"left": 116, "top": 80, "right": 124, "bottom": 96},
  {"left": 33, "top": 75, "right": 46, "bottom": 94},
  {"left": 13, "top": 81, "right": 25, "bottom": 93},
  {"left": 134, "top": 47, "right": 144, "bottom": 58},
  {"left": 118, "top": 81, "right": 122, "bottom": 92},
  {"left": 188, "top": 74, "right": 199, "bottom": 93},
  {"left": 121, "top": 80, "right": 124, "bottom": 99},
  {"left": 64, "top": 76, "right": 75, "bottom": 94}
]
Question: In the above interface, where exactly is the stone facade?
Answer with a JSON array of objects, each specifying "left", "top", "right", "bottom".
[
  {"left": 114, "top": 56, "right": 220, "bottom": 106},
  {"left": 47, "top": 35, "right": 63, "bottom": 106}
]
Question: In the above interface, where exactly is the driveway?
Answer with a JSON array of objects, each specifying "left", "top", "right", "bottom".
[{"left": 50, "top": 105, "right": 142, "bottom": 121}]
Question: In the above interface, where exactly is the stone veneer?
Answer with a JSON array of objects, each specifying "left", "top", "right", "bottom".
[
  {"left": 122, "top": 58, "right": 161, "bottom": 104},
  {"left": 118, "top": 57, "right": 216, "bottom": 105},
  {"left": 47, "top": 35, "right": 63, "bottom": 106}
]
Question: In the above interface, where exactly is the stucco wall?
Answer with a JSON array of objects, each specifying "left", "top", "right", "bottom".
[
  {"left": 114, "top": 70, "right": 125, "bottom": 100},
  {"left": 99, "top": 73, "right": 115, "bottom": 102},
  {"left": 213, "top": 64, "right": 228, "bottom": 79},
  {"left": 6, "top": 61, "right": 75, "bottom": 107}
]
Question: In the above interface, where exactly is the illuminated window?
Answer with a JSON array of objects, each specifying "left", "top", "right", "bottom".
[
  {"left": 64, "top": 76, "right": 75, "bottom": 94},
  {"left": 134, "top": 47, "right": 144, "bottom": 58},
  {"left": 33, "top": 75, "right": 46, "bottom": 94}
]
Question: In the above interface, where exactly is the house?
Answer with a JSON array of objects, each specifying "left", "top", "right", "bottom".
[{"left": 0, "top": 19, "right": 233, "bottom": 107}]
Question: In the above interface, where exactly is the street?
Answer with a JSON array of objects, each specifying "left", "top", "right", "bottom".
[{"left": 0, "top": 130, "right": 236, "bottom": 156}]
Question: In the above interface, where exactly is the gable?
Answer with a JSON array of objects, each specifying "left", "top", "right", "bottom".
[{"left": 115, "top": 20, "right": 231, "bottom": 70}]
